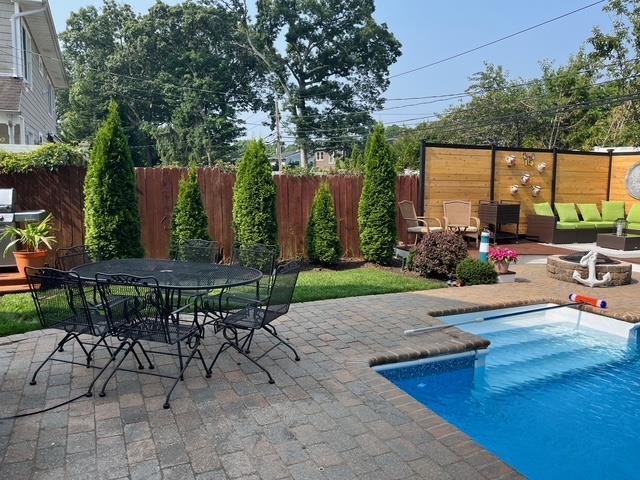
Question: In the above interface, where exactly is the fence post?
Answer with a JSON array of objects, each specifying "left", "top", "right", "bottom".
[
  {"left": 551, "top": 147, "right": 558, "bottom": 205},
  {"left": 490, "top": 144, "right": 496, "bottom": 201},
  {"left": 606, "top": 148, "right": 614, "bottom": 201},
  {"left": 419, "top": 140, "right": 426, "bottom": 216}
]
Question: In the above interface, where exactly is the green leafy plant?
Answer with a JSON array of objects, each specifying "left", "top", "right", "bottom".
[
  {"left": 0, "top": 214, "right": 56, "bottom": 256},
  {"left": 0, "top": 144, "right": 84, "bottom": 174},
  {"left": 455, "top": 258, "right": 497, "bottom": 285},
  {"left": 307, "top": 183, "right": 342, "bottom": 264},
  {"left": 412, "top": 231, "right": 468, "bottom": 279},
  {"left": 232, "top": 139, "right": 278, "bottom": 247},
  {"left": 358, "top": 124, "right": 397, "bottom": 264},
  {"left": 169, "top": 167, "right": 210, "bottom": 258},
  {"left": 84, "top": 100, "right": 144, "bottom": 260}
]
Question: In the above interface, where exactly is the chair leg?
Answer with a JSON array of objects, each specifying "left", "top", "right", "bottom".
[
  {"left": 30, "top": 332, "right": 74, "bottom": 385},
  {"left": 208, "top": 342, "right": 233, "bottom": 371},
  {"left": 176, "top": 338, "right": 184, "bottom": 381},
  {"left": 85, "top": 340, "right": 129, "bottom": 397},
  {"left": 163, "top": 341, "right": 202, "bottom": 409},
  {"left": 228, "top": 342, "right": 275, "bottom": 384},
  {"left": 136, "top": 343, "right": 155, "bottom": 370},
  {"left": 196, "top": 349, "right": 212, "bottom": 378},
  {"left": 266, "top": 328, "right": 300, "bottom": 361},
  {"left": 98, "top": 341, "right": 137, "bottom": 397}
]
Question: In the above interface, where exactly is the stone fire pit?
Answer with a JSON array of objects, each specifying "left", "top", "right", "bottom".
[{"left": 547, "top": 253, "right": 632, "bottom": 286}]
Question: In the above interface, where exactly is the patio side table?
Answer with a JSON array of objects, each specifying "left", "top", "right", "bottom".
[
  {"left": 479, "top": 201, "right": 521, "bottom": 244},
  {"left": 596, "top": 233, "right": 640, "bottom": 251}
]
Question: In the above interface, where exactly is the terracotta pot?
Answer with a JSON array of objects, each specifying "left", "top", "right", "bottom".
[
  {"left": 495, "top": 260, "right": 510, "bottom": 274},
  {"left": 14, "top": 250, "right": 48, "bottom": 277}
]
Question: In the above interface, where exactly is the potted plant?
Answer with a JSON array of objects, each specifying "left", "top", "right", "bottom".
[
  {"left": 489, "top": 246, "right": 518, "bottom": 274},
  {"left": 0, "top": 214, "right": 56, "bottom": 276}
]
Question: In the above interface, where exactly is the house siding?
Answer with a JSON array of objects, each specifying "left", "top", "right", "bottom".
[
  {"left": 19, "top": 20, "right": 57, "bottom": 143},
  {"left": 0, "top": 1, "right": 14, "bottom": 75}
]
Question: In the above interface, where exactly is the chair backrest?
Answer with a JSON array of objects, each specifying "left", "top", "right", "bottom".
[
  {"left": 25, "top": 267, "right": 95, "bottom": 333},
  {"left": 398, "top": 201, "right": 419, "bottom": 228},
  {"left": 176, "top": 239, "right": 220, "bottom": 263},
  {"left": 443, "top": 200, "right": 472, "bottom": 226},
  {"left": 262, "top": 261, "right": 301, "bottom": 326},
  {"left": 231, "top": 243, "right": 279, "bottom": 276},
  {"left": 95, "top": 273, "right": 169, "bottom": 341},
  {"left": 55, "top": 245, "right": 92, "bottom": 271}
]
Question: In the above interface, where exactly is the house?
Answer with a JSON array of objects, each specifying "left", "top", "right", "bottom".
[
  {"left": 0, "top": 0, "right": 67, "bottom": 145},
  {"left": 312, "top": 149, "right": 345, "bottom": 170}
]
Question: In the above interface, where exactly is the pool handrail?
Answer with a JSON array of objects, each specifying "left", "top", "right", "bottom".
[{"left": 404, "top": 302, "right": 582, "bottom": 336}]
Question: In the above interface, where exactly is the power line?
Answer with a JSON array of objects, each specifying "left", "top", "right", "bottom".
[{"left": 390, "top": 0, "right": 606, "bottom": 79}]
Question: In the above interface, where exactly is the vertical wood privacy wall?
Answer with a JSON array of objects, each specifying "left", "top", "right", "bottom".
[
  {"left": 0, "top": 168, "right": 419, "bottom": 260},
  {"left": 420, "top": 144, "right": 640, "bottom": 234}
]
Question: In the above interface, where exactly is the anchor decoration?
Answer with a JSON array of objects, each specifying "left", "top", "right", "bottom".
[{"left": 572, "top": 249, "right": 611, "bottom": 288}]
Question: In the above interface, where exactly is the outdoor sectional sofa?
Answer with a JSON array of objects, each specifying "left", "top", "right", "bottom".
[{"left": 527, "top": 201, "right": 633, "bottom": 244}]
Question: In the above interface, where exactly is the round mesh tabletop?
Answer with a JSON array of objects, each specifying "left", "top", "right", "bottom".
[{"left": 73, "top": 258, "right": 262, "bottom": 290}]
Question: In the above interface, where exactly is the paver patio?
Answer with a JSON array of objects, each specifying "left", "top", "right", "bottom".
[{"left": 0, "top": 264, "right": 638, "bottom": 480}]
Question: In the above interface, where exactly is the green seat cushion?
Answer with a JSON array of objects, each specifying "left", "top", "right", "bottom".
[
  {"left": 577, "top": 203, "right": 602, "bottom": 221},
  {"left": 533, "top": 202, "right": 554, "bottom": 216},
  {"left": 602, "top": 201, "right": 625, "bottom": 221},
  {"left": 591, "top": 221, "right": 615, "bottom": 229},
  {"left": 555, "top": 203, "right": 579, "bottom": 223},
  {"left": 628, "top": 222, "right": 640, "bottom": 231},
  {"left": 556, "top": 222, "right": 577, "bottom": 230},
  {"left": 627, "top": 204, "right": 640, "bottom": 223},
  {"left": 574, "top": 222, "right": 596, "bottom": 230},
  {"left": 578, "top": 221, "right": 606, "bottom": 229}
]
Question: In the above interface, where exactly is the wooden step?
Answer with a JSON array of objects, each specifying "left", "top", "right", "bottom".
[
  {"left": 0, "top": 271, "right": 26, "bottom": 287},
  {"left": 0, "top": 284, "right": 30, "bottom": 294}
]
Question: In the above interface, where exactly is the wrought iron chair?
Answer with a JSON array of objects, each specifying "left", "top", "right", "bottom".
[
  {"left": 94, "top": 273, "right": 211, "bottom": 409},
  {"left": 175, "top": 239, "right": 220, "bottom": 263},
  {"left": 55, "top": 245, "right": 93, "bottom": 271},
  {"left": 202, "top": 243, "right": 279, "bottom": 328},
  {"left": 25, "top": 267, "right": 123, "bottom": 386},
  {"left": 208, "top": 261, "right": 301, "bottom": 384}
]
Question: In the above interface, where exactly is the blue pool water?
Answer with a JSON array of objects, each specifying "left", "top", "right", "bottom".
[{"left": 379, "top": 319, "right": 640, "bottom": 479}]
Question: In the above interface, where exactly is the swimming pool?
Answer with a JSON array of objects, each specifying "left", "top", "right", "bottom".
[{"left": 376, "top": 304, "right": 640, "bottom": 480}]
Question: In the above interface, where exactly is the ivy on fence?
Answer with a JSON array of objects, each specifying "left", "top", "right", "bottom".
[{"left": 0, "top": 144, "right": 85, "bottom": 174}]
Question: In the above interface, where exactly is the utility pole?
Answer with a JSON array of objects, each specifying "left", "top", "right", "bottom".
[{"left": 274, "top": 95, "right": 283, "bottom": 172}]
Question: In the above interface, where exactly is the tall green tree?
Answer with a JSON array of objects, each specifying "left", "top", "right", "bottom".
[
  {"left": 84, "top": 100, "right": 144, "bottom": 259},
  {"left": 169, "top": 168, "right": 211, "bottom": 259},
  {"left": 307, "top": 183, "right": 341, "bottom": 264},
  {"left": 232, "top": 139, "right": 278, "bottom": 246},
  {"left": 241, "top": 0, "right": 401, "bottom": 165},
  {"left": 358, "top": 124, "right": 396, "bottom": 264},
  {"left": 60, "top": 0, "right": 265, "bottom": 165}
]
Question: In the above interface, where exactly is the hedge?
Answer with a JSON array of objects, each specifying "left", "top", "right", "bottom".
[{"left": 0, "top": 143, "right": 84, "bottom": 174}]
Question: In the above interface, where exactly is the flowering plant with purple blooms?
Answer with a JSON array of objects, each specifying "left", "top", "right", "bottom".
[{"left": 489, "top": 246, "right": 518, "bottom": 263}]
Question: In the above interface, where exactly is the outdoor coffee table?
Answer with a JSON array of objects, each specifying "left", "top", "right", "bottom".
[
  {"left": 596, "top": 233, "right": 640, "bottom": 251},
  {"left": 73, "top": 258, "right": 262, "bottom": 309}
]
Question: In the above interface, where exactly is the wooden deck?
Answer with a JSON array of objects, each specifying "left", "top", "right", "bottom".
[{"left": 0, "top": 270, "right": 29, "bottom": 294}]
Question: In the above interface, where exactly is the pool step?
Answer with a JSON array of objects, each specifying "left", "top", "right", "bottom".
[{"left": 487, "top": 338, "right": 589, "bottom": 368}]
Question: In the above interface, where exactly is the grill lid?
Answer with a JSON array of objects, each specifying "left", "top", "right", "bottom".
[{"left": 0, "top": 188, "right": 15, "bottom": 213}]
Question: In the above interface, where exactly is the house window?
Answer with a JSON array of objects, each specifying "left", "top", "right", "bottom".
[
  {"left": 21, "top": 26, "right": 32, "bottom": 84},
  {"left": 328, "top": 153, "right": 335, "bottom": 165},
  {"left": 315, "top": 151, "right": 324, "bottom": 161},
  {"left": 25, "top": 130, "right": 33, "bottom": 144}
]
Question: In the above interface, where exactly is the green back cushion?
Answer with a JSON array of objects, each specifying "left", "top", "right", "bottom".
[
  {"left": 602, "top": 201, "right": 625, "bottom": 221},
  {"left": 533, "top": 202, "right": 554, "bottom": 216},
  {"left": 555, "top": 203, "right": 579, "bottom": 223},
  {"left": 627, "top": 204, "right": 640, "bottom": 223},
  {"left": 577, "top": 203, "right": 602, "bottom": 221}
]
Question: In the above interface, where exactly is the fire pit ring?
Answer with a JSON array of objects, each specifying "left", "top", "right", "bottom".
[{"left": 547, "top": 254, "right": 632, "bottom": 286}]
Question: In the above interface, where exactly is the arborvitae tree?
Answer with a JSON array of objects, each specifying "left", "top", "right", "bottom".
[
  {"left": 307, "top": 183, "right": 342, "bottom": 264},
  {"left": 350, "top": 144, "right": 363, "bottom": 172},
  {"left": 358, "top": 124, "right": 397, "bottom": 264},
  {"left": 232, "top": 139, "right": 278, "bottom": 246},
  {"left": 169, "top": 167, "right": 210, "bottom": 258},
  {"left": 84, "top": 100, "right": 144, "bottom": 259}
]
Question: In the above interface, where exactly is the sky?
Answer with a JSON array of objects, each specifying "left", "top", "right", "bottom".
[{"left": 48, "top": 0, "right": 612, "bottom": 140}]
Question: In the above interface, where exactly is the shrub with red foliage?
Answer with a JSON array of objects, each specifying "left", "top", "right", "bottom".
[{"left": 412, "top": 231, "right": 468, "bottom": 279}]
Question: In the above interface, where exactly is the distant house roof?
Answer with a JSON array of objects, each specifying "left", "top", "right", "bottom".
[{"left": 0, "top": 78, "right": 22, "bottom": 112}]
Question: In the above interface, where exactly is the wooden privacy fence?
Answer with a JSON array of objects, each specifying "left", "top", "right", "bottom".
[
  {"left": 420, "top": 143, "right": 640, "bottom": 234},
  {"left": 0, "top": 167, "right": 419, "bottom": 260}
]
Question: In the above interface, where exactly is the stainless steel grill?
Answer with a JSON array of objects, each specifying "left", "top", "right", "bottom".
[{"left": 0, "top": 188, "right": 48, "bottom": 267}]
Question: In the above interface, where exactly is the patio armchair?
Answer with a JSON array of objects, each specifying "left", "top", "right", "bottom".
[
  {"left": 208, "top": 261, "right": 301, "bottom": 384},
  {"left": 398, "top": 200, "right": 442, "bottom": 245},
  {"left": 527, "top": 202, "right": 576, "bottom": 244},
  {"left": 442, "top": 200, "right": 480, "bottom": 246},
  {"left": 175, "top": 239, "right": 221, "bottom": 263},
  {"left": 94, "top": 273, "right": 211, "bottom": 409}
]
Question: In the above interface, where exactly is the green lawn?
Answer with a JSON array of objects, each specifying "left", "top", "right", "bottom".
[
  {"left": 0, "top": 267, "right": 443, "bottom": 337},
  {"left": 292, "top": 267, "right": 444, "bottom": 303},
  {"left": 0, "top": 293, "right": 40, "bottom": 337}
]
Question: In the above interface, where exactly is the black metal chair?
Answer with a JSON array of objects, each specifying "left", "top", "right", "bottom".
[
  {"left": 208, "top": 261, "right": 301, "bottom": 384},
  {"left": 201, "top": 243, "right": 279, "bottom": 328},
  {"left": 25, "top": 267, "right": 118, "bottom": 386},
  {"left": 94, "top": 273, "right": 211, "bottom": 409},
  {"left": 55, "top": 245, "right": 92, "bottom": 270},
  {"left": 176, "top": 239, "right": 220, "bottom": 263}
]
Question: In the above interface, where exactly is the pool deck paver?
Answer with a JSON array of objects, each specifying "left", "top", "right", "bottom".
[{"left": 0, "top": 264, "right": 638, "bottom": 480}]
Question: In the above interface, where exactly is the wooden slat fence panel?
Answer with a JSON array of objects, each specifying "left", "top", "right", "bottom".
[{"left": 0, "top": 167, "right": 419, "bottom": 260}]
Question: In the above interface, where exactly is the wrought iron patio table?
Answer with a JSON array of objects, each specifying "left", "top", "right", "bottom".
[{"left": 73, "top": 258, "right": 263, "bottom": 312}]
